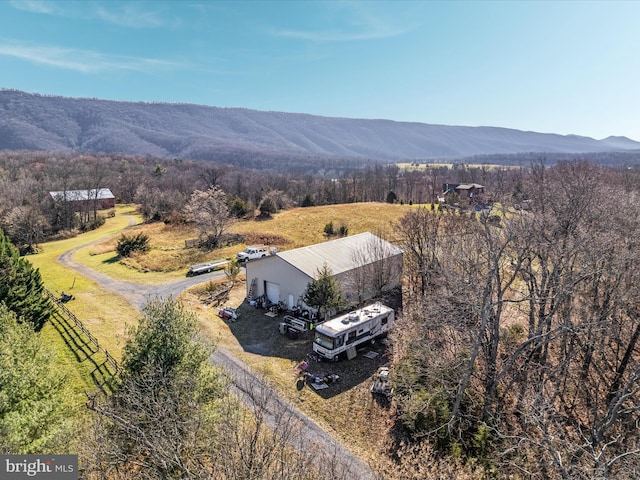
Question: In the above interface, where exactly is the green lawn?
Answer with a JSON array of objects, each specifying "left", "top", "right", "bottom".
[{"left": 30, "top": 205, "right": 143, "bottom": 360}]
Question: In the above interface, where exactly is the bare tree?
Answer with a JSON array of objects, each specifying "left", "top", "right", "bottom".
[
  {"left": 211, "top": 370, "right": 353, "bottom": 480},
  {"left": 392, "top": 161, "right": 640, "bottom": 477},
  {"left": 199, "top": 163, "right": 227, "bottom": 188},
  {"left": 184, "top": 186, "right": 231, "bottom": 247},
  {"left": 348, "top": 230, "right": 402, "bottom": 304},
  {"left": 394, "top": 207, "right": 449, "bottom": 297}
]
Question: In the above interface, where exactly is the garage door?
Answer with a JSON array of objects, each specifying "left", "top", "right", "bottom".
[{"left": 265, "top": 282, "right": 280, "bottom": 304}]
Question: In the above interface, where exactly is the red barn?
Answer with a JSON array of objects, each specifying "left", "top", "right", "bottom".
[{"left": 49, "top": 188, "right": 116, "bottom": 210}]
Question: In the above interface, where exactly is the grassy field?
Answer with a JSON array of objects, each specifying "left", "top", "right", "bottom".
[
  {"left": 396, "top": 161, "right": 519, "bottom": 171},
  {"left": 32, "top": 201, "right": 416, "bottom": 471},
  {"left": 32, "top": 201, "right": 411, "bottom": 381},
  {"left": 76, "top": 202, "right": 415, "bottom": 284},
  {"left": 30, "top": 205, "right": 143, "bottom": 368}
]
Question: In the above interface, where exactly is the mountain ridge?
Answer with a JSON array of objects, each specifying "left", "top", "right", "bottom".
[{"left": 1, "top": 89, "right": 638, "bottom": 164}]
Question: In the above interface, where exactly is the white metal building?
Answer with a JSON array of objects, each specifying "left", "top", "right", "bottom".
[{"left": 245, "top": 232, "right": 403, "bottom": 312}]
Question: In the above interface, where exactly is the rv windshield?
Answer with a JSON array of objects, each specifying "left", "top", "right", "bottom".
[{"left": 314, "top": 332, "right": 334, "bottom": 350}]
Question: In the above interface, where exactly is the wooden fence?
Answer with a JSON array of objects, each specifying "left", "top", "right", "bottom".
[{"left": 45, "top": 289, "right": 119, "bottom": 373}]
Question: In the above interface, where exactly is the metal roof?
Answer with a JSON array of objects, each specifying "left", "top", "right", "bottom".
[
  {"left": 49, "top": 188, "right": 115, "bottom": 201},
  {"left": 276, "top": 232, "right": 402, "bottom": 279}
]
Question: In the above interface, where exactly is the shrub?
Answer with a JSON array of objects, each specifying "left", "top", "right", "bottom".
[
  {"left": 258, "top": 197, "right": 277, "bottom": 217},
  {"left": 324, "top": 221, "right": 334, "bottom": 236},
  {"left": 80, "top": 216, "right": 104, "bottom": 232},
  {"left": 228, "top": 196, "right": 248, "bottom": 218},
  {"left": 338, "top": 224, "right": 348, "bottom": 236},
  {"left": 301, "top": 193, "right": 315, "bottom": 207},
  {"left": 116, "top": 232, "right": 150, "bottom": 258}
]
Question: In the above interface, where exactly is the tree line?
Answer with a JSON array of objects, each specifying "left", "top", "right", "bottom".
[{"left": 1, "top": 149, "right": 600, "bottom": 250}]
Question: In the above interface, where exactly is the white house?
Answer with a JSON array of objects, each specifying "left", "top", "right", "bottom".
[{"left": 245, "top": 232, "right": 403, "bottom": 312}]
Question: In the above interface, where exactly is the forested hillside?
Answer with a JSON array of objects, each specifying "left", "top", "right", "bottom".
[{"left": 2, "top": 89, "right": 640, "bottom": 171}]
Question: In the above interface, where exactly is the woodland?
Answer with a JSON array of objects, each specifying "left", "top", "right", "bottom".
[{"left": 1, "top": 150, "right": 640, "bottom": 478}]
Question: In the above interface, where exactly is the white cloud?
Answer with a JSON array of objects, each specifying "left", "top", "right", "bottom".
[
  {"left": 266, "top": 2, "right": 416, "bottom": 42},
  {"left": 94, "top": 3, "right": 167, "bottom": 28},
  {"left": 0, "top": 41, "right": 181, "bottom": 73},
  {"left": 9, "top": 0, "right": 57, "bottom": 14},
  {"left": 10, "top": 0, "right": 170, "bottom": 29}
]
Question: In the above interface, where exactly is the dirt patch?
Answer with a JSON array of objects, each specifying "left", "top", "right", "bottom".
[{"left": 240, "top": 232, "right": 290, "bottom": 248}]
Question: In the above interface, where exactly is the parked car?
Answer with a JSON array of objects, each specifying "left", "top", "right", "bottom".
[{"left": 218, "top": 307, "right": 239, "bottom": 321}]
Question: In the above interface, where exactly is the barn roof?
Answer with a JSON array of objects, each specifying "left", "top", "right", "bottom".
[
  {"left": 276, "top": 232, "right": 402, "bottom": 279},
  {"left": 49, "top": 188, "right": 115, "bottom": 201},
  {"left": 456, "top": 183, "right": 484, "bottom": 190}
]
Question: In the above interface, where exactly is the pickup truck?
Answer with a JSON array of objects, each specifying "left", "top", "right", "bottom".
[{"left": 237, "top": 245, "right": 271, "bottom": 262}]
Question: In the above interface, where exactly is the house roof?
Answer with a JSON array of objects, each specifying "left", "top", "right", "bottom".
[
  {"left": 49, "top": 188, "right": 115, "bottom": 202},
  {"left": 276, "top": 231, "right": 402, "bottom": 279},
  {"left": 455, "top": 183, "right": 484, "bottom": 190}
]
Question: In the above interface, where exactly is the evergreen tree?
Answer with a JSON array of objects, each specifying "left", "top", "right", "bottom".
[
  {"left": 0, "top": 304, "right": 71, "bottom": 453},
  {"left": 258, "top": 196, "right": 277, "bottom": 217},
  {"left": 386, "top": 190, "right": 398, "bottom": 204},
  {"left": 303, "top": 264, "right": 345, "bottom": 321},
  {"left": 87, "top": 297, "right": 226, "bottom": 478},
  {"left": 0, "top": 228, "right": 52, "bottom": 330},
  {"left": 301, "top": 193, "right": 315, "bottom": 207}
]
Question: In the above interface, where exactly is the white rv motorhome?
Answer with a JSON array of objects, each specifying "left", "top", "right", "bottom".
[{"left": 313, "top": 303, "right": 394, "bottom": 361}]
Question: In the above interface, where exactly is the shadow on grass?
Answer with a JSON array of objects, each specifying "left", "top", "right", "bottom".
[
  {"left": 102, "top": 255, "right": 120, "bottom": 264},
  {"left": 49, "top": 311, "right": 116, "bottom": 394}
]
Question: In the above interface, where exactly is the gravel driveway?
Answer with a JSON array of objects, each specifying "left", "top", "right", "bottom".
[{"left": 56, "top": 222, "right": 379, "bottom": 480}]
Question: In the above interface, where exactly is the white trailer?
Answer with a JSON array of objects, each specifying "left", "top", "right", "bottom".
[
  {"left": 186, "top": 259, "right": 230, "bottom": 277},
  {"left": 313, "top": 303, "right": 394, "bottom": 361}
]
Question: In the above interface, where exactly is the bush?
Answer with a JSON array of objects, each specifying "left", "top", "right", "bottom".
[
  {"left": 399, "top": 388, "right": 452, "bottom": 447},
  {"left": 258, "top": 197, "right": 277, "bottom": 217},
  {"left": 301, "top": 193, "right": 315, "bottom": 207},
  {"left": 116, "top": 232, "right": 150, "bottom": 257},
  {"left": 338, "top": 224, "right": 348, "bottom": 236},
  {"left": 324, "top": 221, "right": 334, "bottom": 236},
  {"left": 228, "top": 196, "right": 248, "bottom": 218}
]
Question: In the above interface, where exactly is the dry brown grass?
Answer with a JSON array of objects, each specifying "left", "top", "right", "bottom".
[
  {"left": 232, "top": 202, "right": 412, "bottom": 249},
  {"left": 74, "top": 202, "right": 414, "bottom": 284}
]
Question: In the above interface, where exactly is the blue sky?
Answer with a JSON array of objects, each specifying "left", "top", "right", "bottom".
[{"left": 1, "top": 0, "right": 639, "bottom": 140}]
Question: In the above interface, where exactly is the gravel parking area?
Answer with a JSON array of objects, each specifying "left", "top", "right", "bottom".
[{"left": 224, "top": 301, "right": 392, "bottom": 399}]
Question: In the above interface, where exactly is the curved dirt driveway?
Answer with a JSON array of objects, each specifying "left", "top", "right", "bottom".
[{"left": 56, "top": 220, "right": 379, "bottom": 480}]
